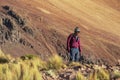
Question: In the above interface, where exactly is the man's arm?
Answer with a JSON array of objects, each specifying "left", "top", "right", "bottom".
[
  {"left": 67, "top": 34, "right": 72, "bottom": 52},
  {"left": 78, "top": 38, "right": 81, "bottom": 53}
]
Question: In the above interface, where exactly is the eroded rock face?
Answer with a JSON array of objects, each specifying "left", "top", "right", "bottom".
[
  {"left": 0, "top": 5, "right": 34, "bottom": 48},
  {"left": 2, "top": 18, "right": 14, "bottom": 31},
  {"left": 7, "top": 10, "right": 25, "bottom": 26},
  {"left": 19, "top": 38, "right": 33, "bottom": 48},
  {"left": 22, "top": 26, "right": 34, "bottom": 36}
]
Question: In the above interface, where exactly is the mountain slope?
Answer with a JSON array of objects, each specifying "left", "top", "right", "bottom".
[{"left": 0, "top": 0, "right": 120, "bottom": 65}]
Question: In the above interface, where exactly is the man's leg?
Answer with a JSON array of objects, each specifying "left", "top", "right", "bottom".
[
  {"left": 75, "top": 49, "right": 80, "bottom": 62},
  {"left": 70, "top": 48, "right": 75, "bottom": 61}
]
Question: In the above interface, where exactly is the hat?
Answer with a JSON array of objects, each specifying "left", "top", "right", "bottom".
[{"left": 74, "top": 27, "right": 80, "bottom": 32}]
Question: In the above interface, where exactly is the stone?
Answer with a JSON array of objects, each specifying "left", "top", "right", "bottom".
[
  {"left": 2, "top": 18, "right": 14, "bottom": 31},
  {"left": 2, "top": 5, "right": 10, "bottom": 10},
  {"left": 22, "top": 26, "right": 33, "bottom": 36}
]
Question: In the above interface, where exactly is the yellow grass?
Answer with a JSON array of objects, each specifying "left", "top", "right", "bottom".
[
  {"left": 0, "top": 61, "right": 42, "bottom": 80},
  {"left": 0, "top": 49, "right": 116, "bottom": 80},
  {"left": 48, "top": 54, "right": 64, "bottom": 70},
  {"left": 76, "top": 72, "right": 86, "bottom": 80},
  {"left": 89, "top": 70, "right": 98, "bottom": 80},
  {"left": 97, "top": 68, "right": 110, "bottom": 80},
  {"left": 0, "top": 50, "right": 63, "bottom": 80},
  {"left": 0, "top": 64, "right": 12, "bottom": 80},
  {"left": 89, "top": 68, "right": 110, "bottom": 80},
  {"left": 68, "top": 62, "right": 82, "bottom": 67},
  {"left": 0, "top": 50, "right": 42, "bottom": 80},
  {"left": 113, "top": 70, "right": 120, "bottom": 79}
]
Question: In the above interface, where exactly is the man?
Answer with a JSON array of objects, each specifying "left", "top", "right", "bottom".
[{"left": 67, "top": 27, "right": 81, "bottom": 62}]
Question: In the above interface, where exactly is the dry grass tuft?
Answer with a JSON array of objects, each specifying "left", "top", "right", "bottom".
[
  {"left": 76, "top": 72, "right": 86, "bottom": 80},
  {"left": 47, "top": 54, "right": 64, "bottom": 70},
  {"left": 0, "top": 50, "right": 42, "bottom": 80}
]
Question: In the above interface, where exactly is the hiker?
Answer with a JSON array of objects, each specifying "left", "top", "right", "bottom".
[{"left": 67, "top": 27, "right": 81, "bottom": 62}]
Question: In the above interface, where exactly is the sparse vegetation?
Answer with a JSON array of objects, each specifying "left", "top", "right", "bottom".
[
  {"left": 0, "top": 49, "right": 119, "bottom": 80},
  {"left": 113, "top": 70, "right": 120, "bottom": 79},
  {"left": 0, "top": 50, "right": 65, "bottom": 80},
  {"left": 88, "top": 68, "right": 110, "bottom": 80},
  {"left": 0, "top": 57, "right": 9, "bottom": 63},
  {"left": 76, "top": 72, "right": 86, "bottom": 80},
  {"left": 68, "top": 62, "right": 82, "bottom": 68},
  {"left": 0, "top": 50, "right": 42, "bottom": 80},
  {"left": 97, "top": 68, "right": 110, "bottom": 80},
  {"left": 47, "top": 54, "right": 64, "bottom": 70},
  {"left": 89, "top": 70, "right": 98, "bottom": 80}
]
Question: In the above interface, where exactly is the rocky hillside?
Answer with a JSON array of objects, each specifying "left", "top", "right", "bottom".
[
  {"left": 0, "top": 3, "right": 66, "bottom": 60},
  {"left": 0, "top": 0, "right": 120, "bottom": 65}
]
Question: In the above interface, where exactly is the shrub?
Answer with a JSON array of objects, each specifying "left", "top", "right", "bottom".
[
  {"left": 20, "top": 54, "right": 37, "bottom": 60},
  {"left": 48, "top": 54, "right": 64, "bottom": 70},
  {"left": 88, "top": 70, "right": 98, "bottom": 80},
  {"left": 0, "top": 57, "right": 9, "bottom": 63},
  {"left": 113, "top": 70, "right": 120, "bottom": 79},
  {"left": 0, "top": 56, "right": 43, "bottom": 80},
  {"left": 76, "top": 72, "right": 86, "bottom": 80},
  {"left": 8, "top": 63, "right": 21, "bottom": 80},
  {"left": 0, "top": 64, "right": 12, "bottom": 80},
  {"left": 97, "top": 68, "right": 110, "bottom": 80},
  {"left": 68, "top": 62, "right": 82, "bottom": 68},
  {"left": 25, "top": 57, "right": 47, "bottom": 70}
]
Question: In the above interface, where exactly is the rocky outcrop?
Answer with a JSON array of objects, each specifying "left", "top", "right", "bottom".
[
  {"left": 7, "top": 10, "right": 25, "bottom": 26},
  {"left": 0, "top": 5, "right": 34, "bottom": 48},
  {"left": 2, "top": 18, "right": 14, "bottom": 31},
  {"left": 22, "top": 26, "right": 34, "bottom": 36},
  {"left": 19, "top": 38, "right": 33, "bottom": 48}
]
